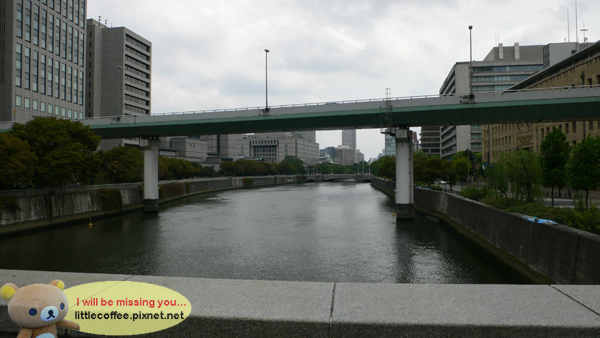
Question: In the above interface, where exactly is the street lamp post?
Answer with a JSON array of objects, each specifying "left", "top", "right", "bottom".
[
  {"left": 469, "top": 25, "right": 473, "bottom": 98},
  {"left": 264, "top": 49, "right": 269, "bottom": 113},
  {"left": 117, "top": 66, "right": 124, "bottom": 116}
]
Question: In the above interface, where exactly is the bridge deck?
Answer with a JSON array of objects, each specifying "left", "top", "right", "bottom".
[{"left": 1, "top": 87, "right": 599, "bottom": 139}]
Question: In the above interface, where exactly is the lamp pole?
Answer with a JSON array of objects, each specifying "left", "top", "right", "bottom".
[
  {"left": 117, "top": 66, "right": 124, "bottom": 116},
  {"left": 264, "top": 49, "right": 269, "bottom": 113},
  {"left": 469, "top": 25, "right": 473, "bottom": 97}
]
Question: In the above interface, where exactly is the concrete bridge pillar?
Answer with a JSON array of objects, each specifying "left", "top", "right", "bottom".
[
  {"left": 141, "top": 138, "right": 160, "bottom": 213},
  {"left": 395, "top": 128, "right": 414, "bottom": 220}
]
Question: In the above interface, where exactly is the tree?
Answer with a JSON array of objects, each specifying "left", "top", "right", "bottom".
[
  {"left": 567, "top": 136, "right": 600, "bottom": 209},
  {"left": 9, "top": 117, "right": 100, "bottom": 188},
  {"left": 280, "top": 156, "right": 305, "bottom": 174},
  {"left": 540, "top": 127, "right": 571, "bottom": 207},
  {"left": 0, "top": 134, "right": 38, "bottom": 188},
  {"left": 96, "top": 146, "right": 144, "bottom": 184},
  {"left": 376, "top": 156, "right": 396, "bottom": 180},
  {"left": 494, "top": 150, "right": 542, "bottom": 203},
  {"left": 452, "top": 155, "right": 469, "bottom": 183}
]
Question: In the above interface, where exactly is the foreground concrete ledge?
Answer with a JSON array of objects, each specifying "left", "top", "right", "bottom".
[{"left": 1, "top": 270, "right": 600, "bottom": 337}]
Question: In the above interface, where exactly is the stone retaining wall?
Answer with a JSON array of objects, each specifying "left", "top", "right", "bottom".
[
  {"left": 0, "top": 176, "right": 301, "bottom": 235},
  {"left": 372, "top": 178, "right": 600, "bottom": 285}
]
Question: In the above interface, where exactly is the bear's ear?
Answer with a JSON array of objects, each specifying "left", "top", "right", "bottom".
[
  {"left": 50, "top": 280, "right": 65, "bottom": 291},
  {"left": 1, "top": 283, "right": 18, "bottom": 301}
]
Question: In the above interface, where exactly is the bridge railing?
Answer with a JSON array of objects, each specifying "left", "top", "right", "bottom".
[{"left": 3, "top": 85, "right": 597, "bottom": 126}]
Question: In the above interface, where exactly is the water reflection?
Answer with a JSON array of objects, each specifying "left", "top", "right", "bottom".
[{"left": 0, "top": 182, "right": 513, "bottom": 284}]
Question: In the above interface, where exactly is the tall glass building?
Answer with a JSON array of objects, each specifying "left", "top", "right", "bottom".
[{"left": 0, "top": 0, "right": 87, "bottom": 123}]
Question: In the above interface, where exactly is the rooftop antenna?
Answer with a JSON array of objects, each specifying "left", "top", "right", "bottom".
[
  {"left": 567, "top": 7, "right": 570, "bottom": 42},
  {"left": 575, "top": 1, "right": 578, "bottom": 43},
  {"left": 581, "top": 22, "right": 588, "bottom": 43}
]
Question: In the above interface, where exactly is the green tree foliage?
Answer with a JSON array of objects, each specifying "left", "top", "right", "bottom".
[
  {"left": 0, "top": 134, "right": 38, "bottom": 188},
  {"left": 540, "top": 127, "right": 571, "bottom": 207},
  {"left": 159, "top": 157, "right": 196, "bottom": 180},
  {"left": 315, "top": 163, "right": 357, "bottom": 175},
  {"left": 414, "top": 155, "right": 455, "bottom": 185},
  {"left": 96, "top": 146, "right": 144, "bottom": 184},
  {"left": 375, "top": 156, "right": 396, "bottom": 179},
  {"left": 452, "top": 156, "right": 469, "bottom": 183},
  {"left": 221, "top": 161, "right": 245, "bottom": 176},
  {"left": 280, "top": 156, "right": 305, "bottom": 174},
  {"left": 9, "top": 117, "right": 100, "bottom": 188},
  {"left": 567, "top": 136, "right": 600, "bottom": 209},
  {"left": 487, "top": 150, "right": 542, "bottom": 203}
]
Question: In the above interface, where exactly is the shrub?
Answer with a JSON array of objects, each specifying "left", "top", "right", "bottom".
[{"left": 460, "top": 186, "right": 491, "bottom": 201}]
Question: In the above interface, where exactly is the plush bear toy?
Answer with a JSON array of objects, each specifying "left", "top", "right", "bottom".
[{"left": 1, "top": 280, "right": 80, "bottom": 338}]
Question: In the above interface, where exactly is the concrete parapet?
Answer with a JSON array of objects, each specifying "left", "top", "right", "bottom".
[
  {"left": 1, "top": 269, "right": 600, "bottom": 337},
  {"left": 371, "top": 178, "right": 600, "bottom": 285}
]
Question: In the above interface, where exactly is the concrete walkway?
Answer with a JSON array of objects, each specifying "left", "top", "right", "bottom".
[{"left": 1, "top": 269, "right": 600, "bottom": 337}]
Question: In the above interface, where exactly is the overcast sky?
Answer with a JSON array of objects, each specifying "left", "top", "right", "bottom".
[{"left": 89, "top": 0, "right": 598, "bottom": 160}]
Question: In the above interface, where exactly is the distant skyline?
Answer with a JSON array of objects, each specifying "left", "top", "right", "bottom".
[{"left": 89, "top": 0, "right": 598, "bottom": 160}]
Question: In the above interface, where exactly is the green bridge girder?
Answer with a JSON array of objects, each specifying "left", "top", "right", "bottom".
[{"left": 1, "top": 88, "right": 599, "bottom": 139}]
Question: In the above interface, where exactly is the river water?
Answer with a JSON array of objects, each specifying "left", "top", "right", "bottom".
[{"left": 0, "top": 182, "right": 514, "bottom": 284}]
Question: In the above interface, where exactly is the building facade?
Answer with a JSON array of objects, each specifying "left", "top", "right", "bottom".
[
  {"left": 342, "top": 129, "right": 356, "bottom": 150},
  {"left": 483, "top": 41, "right": 600, "bottom": 163},
  {"left": 86, "top": 18, "right": 151, "bottom": 118},
  {"left": 438, "top": 43, "right": 546, "bottom": 160},
  {"left": 236, "top": 132, "right": 319, "bottom": 163},
  {"left": 1, "top": 0, "right": 87, "bottom": 123}
]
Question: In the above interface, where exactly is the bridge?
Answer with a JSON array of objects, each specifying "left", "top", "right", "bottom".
[
  {"left": 306, "top": 174, "right": 373, "bottom": 182},
  {"left": 1, "top": 87, "right": 599, "bottom": 217}
]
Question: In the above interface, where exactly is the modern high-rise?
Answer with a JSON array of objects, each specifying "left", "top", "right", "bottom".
[
  {"left": 1, "top": 0, "right": 87, "bottom": 123},
  {"left": 86, "top": 18, "right": 151, "bottom": 150},
  {"left": 86, "top": 18, "right": 151, "bottom": 118},
  {"left": 342, "top": 129, "right": 356, "bottom": 149},
  {"left": 438, "top": 43, "right": 545, "bottom": 160}
]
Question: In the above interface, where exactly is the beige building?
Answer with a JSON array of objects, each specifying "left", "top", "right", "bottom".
[
  {"left": 236, "top": 132, "right": 319, "bottom": 164},
  {"left": 483, "top": 41, "right": 600, "bottom": 163}
]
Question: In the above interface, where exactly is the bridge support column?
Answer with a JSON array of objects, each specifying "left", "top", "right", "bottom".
[
  {"left": 141, "top": 138, "right": 160, "bottom": 213},
  {"left": 395, "top": 128, "right": 414, "bottom": 220}
]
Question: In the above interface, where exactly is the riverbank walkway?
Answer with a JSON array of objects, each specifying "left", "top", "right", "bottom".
[{"left": 1, "top": 269, "right": 599, "bottom": 337}]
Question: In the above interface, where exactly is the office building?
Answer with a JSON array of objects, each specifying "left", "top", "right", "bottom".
[
  {"left": 342, "top": 129, "right": 356, "bottom": 149},
  {"left": 236, "top": 132, "right": 319, "bottom": 163},
  {"left": 484, "top": 41, "right": 600, "bottom": 163},
  {"left": 438, "top": 43, "right": 546, "bottom": 160},
  {"left": 86, "top": 18, "right": 151, "bottom": 150},
  {"left": 335, "top": 145, "right": 356, "bottom": 166},
  {"left": 1, "top": 0, "right": 87, "bottom": 123}
]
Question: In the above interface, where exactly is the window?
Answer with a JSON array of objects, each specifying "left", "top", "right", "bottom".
[
  {"left": 61, "top": 107, "right": 66, "bottom": 116},
  {"left": 565, "top": 123, "right": 569, "bottom": 134},
  {"left": 572, "top": 121, "right": 576, "bottom": 134},
  {"left": 16, "top": 96, "right": 22, "bottom": 106},
  {"left": 41, "top": 102, "right": 46, "bottom": 112},
  {"left": 33, "top": 100, "right": 38, "bottom": 110},
  {"left": 24, "top": 97, "right": 30, "bottom": 108},
  {"left": 590, "top": 121, "right": 594, "bottom": 131}
]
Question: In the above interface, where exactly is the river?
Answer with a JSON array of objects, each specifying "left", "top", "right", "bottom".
[{"left": 0, "top": 182, "right": 514, "bottom": 284}]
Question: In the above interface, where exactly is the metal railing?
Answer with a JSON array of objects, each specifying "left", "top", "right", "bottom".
[{"left": 7, "top": 84, "right": 598, "bottom": 125}]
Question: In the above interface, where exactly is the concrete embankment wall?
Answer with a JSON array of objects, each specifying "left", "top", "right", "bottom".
[
  {"left": 0, "top": 176, "right": 302, "bottom": 236},
  {"left": 1, "top": 269, "right": 600, "bottom": 337},
  {"left": 371, "top": 178, "right": 600, "bottom": 285}
]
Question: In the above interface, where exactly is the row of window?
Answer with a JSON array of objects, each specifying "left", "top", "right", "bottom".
[
  {"left": 126, "top": 35, "right": 150, "bottom": 52},
  {"left": 472, "top": 75, "right": 530, "bottom": 83},
  {"left": 473, "top": 85, "right": 512, "bottom": 92},
  {"left": 473, "top": 65, "right": 543, "bottom": 73},
  {"left": 16, "top": 0, "right": 85, "bottom": 66},
  {"left": 15, "top": 95, "right": 84, "bottom": 119},
  {"left": 16, "top": 43, "right": 84, "bottom": 105}
]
